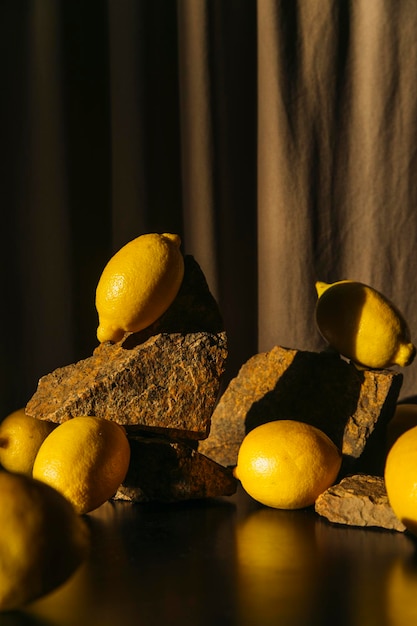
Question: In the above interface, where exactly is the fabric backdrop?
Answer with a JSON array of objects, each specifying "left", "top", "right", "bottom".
[{"left": 2, "top": 0, "right": 417, "bottom": 418}]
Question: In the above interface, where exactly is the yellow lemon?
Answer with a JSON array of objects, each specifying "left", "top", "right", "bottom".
[
  {"left": 0, "top": 408, "right": 57, "bottom": 475},
  {"left": 315, "top": 280, "right": 415, "bottom": 369},
  {"left": 233, "top": 420, "right": 342, "bottom": 509},
  {"left": 0, "top": 471, "right": 89, "bottom": 612},
  {"left": 33, "top": 416, "right": 131, "bottom": 515},
  {"left": 385, "top": 425, "right": 417, "bottom": 535},
  {"left": 387, "top": 404, "right": 417, "bottom": 449},
  {"left": 95, "top": 232, "right": 184, "bottom": 343}
]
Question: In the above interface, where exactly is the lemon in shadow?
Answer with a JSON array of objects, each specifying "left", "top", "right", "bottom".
[{"left": 0, "top": 471, "right": 89, "bottom": 612}]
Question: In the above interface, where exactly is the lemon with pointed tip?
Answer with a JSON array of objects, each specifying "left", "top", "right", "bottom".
[
  {"left": 0, "top": 408, "right": 57, "bottom": 475},
  {"left": 0, "top": 471, "right": 89, "bottom": 612},
  {"left": 33, "top": 416, "right": 131, "bottom": 515},
  {"left": 233, "top": 420, "right": 342, "bottom": 509},
  {"left": 96, "top": 232, "right": 184, "bottom": 343},
  {"left": 315, "top": 280, "right": 415, "bottom": 369}
]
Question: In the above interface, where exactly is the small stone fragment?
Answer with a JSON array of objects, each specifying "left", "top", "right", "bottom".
[
  {"left": 113, "top": 436, "right": 237, "bottom": 503},
  {"left": 315, "top": 474, "right": 406, "bottom": 532},
  {"left": 26, "top": 332, "right": 227, "bottom": 440},
  {"left": 198, "top": 345, "right": 402, "bottom": 473}
]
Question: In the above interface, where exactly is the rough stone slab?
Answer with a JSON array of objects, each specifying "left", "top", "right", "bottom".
[
  {"left": 315, "top": 474, "right": 406, "bottom": 532},
  {"left": 26, "top": 331, "right": 227, "bottom": 440},
  {"left": 113, "top": 437, "right": 237, "bottom": 503},
  {"left": 198, "top": 345, "right": 402, "bottom": 473}
]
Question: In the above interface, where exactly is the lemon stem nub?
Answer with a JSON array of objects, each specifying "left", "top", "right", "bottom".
[
  {"left": 315, "top": 281, "right": 330, "bottom": 298},
  {"left": 395, "top": 342, "right": 417, "bottom": 367}
]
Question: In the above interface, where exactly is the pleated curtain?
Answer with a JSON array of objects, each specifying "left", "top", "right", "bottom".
[{"left": 2, "top": 0, "right": 417, "bottom": 417}]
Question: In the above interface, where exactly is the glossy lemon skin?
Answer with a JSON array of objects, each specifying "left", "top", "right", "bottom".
[
  {"left": 96, "top": 233, "right": 184, "bottom": 343},
  {"left": 0, "top": 471, "right": 89, "bottom": 612},
  {"left": 385, "top": 425, "right": 417, "bottom": 535},
  {"left": 33, "top": 416, "right": 131, "bottom": 515},
  {"left": 315, "top": 280, "right": 415, "bottom": 369},
  {"left": 234, "top": 420, "right": 342, "bottom": 510}
]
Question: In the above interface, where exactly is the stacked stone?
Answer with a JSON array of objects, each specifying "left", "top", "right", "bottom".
[{"left": 26, "top": 256, "right": 236, "bottom": 503}]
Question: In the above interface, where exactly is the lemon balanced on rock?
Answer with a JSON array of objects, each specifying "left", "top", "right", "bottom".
[
  {"left": 315, "top": 280, "right": 416, "bottom": 369},
  {"left": 0, "top": 471, "right": 89, "bottom": 612},
  {"left": 96, "top": 232, "right": 184, "bottom": 343},
  {"left": 33, "top": 416, "right": 131, "bottom": 515},
  {"left": 233, "top": 420, "right": 342, "bottom": 509}
]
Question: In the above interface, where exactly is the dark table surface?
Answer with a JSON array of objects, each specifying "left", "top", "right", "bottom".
[{"left": 2, "top": 486, "right": 417, "bottom": 626}]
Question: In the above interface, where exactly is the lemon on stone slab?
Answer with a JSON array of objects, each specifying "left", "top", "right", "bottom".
[
  {"left": 0, "top": 408, "right": 57, "bottom": 475},
  {"left": 385, "top": 425, "right": 417, "bottom": 535},
  {"left": 95, "top": 232, "right": 184, "bottom": 343},
  {"left": 33, "top": 416, "right": 131, "bottom": 515},
  {"left": 315, "top": 280, "right": 415, "bottom": 369},
  {"left": 0, "top": 471, "right": 89, "bottom": 612},
  {"left": 233, "top": 420, "right": 342, "bottom": 510}
]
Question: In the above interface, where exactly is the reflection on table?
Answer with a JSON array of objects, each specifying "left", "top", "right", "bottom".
[{"left": 1, "top": 486, "right": 414, "bottom": 626}]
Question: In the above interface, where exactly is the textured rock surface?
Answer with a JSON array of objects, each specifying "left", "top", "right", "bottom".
[
  {"left": 113, "top": 436, "right": 237, "bottom": 503},
  {"left": 26, "top": 332, "right": 227, "bottom": 440},
  {"left": 198, "top": 345, "right": 402, "bottom": 473},
  {"left": 315, "top": 474, "right": 406, "bottom": 532},
  {"left": 26, "top": 255, "right": 227, "bottom": 440}
]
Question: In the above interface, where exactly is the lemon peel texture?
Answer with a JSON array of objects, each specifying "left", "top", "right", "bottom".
[
  {"left": 96, "top": 232, "right": 184, "bottom": 343},
  {"left": 315, "top": 280, "right": 416, "bottom": 369},
  {"left": 33, "top": 416, "right": 131, "bottom": 515},
  {"left": 234, "top": 420, "right": 342, "bottom": 510},
  {"left": 0, "top": 408, "right": 56, "bottom": 475},
  {"left": 385, "top": 425, "right": 417, "bottom": 536}
]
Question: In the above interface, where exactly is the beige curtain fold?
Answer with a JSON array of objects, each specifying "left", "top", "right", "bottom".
[{"left": 257, "top": 0, "right": 417, "bottom": 399}]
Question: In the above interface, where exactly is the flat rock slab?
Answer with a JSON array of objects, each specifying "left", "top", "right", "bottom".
[
  {"left": 198, "top": 345, "right": 402, "bottom": 474},
  {"left": 113, "top": 437, "right": 237, "bottom": 503},
  {"left": 26, "top": 331, "right": 227, "bottom": 440},
  {"left": 315, "top": 474, "right": 406, "bottom": 532}
]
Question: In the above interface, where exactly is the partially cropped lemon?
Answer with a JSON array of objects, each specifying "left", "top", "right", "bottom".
[
  {"left": 96, "top": 232, "right": 184, "bottom": 343},
  {"left": 385, "top": 425, "right": 417, "bottom": 535},
  {"left": 315, "top": 280, "right": 415, "bottom": 369},
  {"left": 234, "top": 420, "right": 342, "bottom": 509},
  {"left": 0, "top": 471, "right": 89, "bottom": 612},
  {"left": 33, "top": 416, "right": 131, "bottom": 515},
  {"left": 0, "top": 408, "right": 57, "bottom": 475}
]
